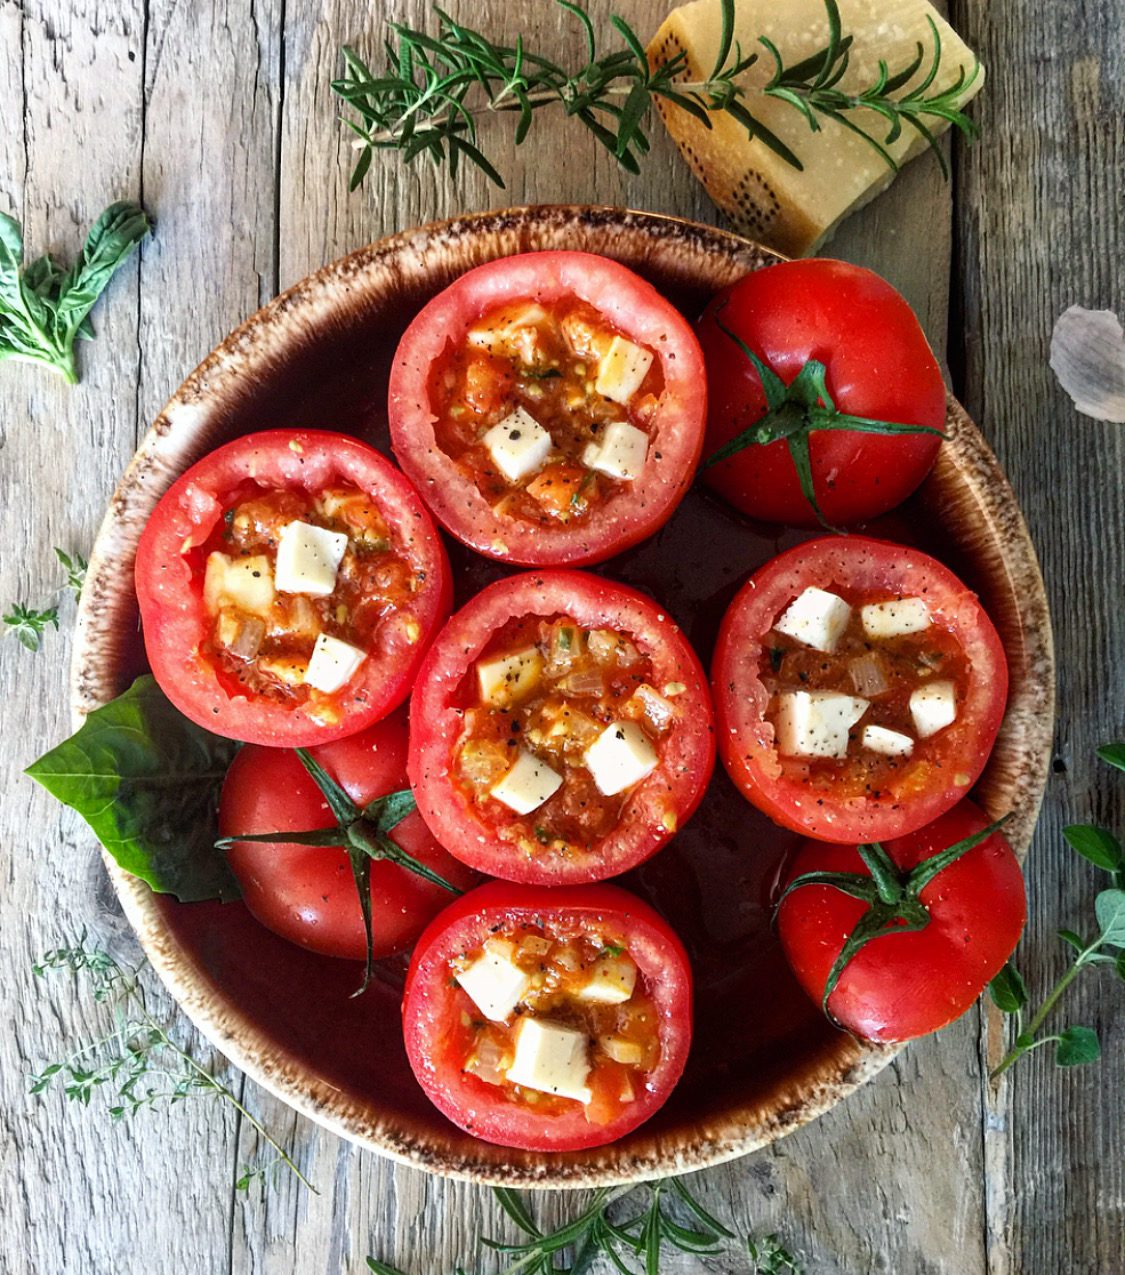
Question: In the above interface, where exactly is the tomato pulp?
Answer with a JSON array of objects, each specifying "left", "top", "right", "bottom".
[
  {"left": 402, "top": 881, "right": 693, "bottom": 1151},
  {"left": 218, "top": 710, "right": 477, "bottom": 961},
  {"left": 777, "top": 800, "right": 1026, "bottom": 1041},
  {"left": 135, "top": 429, "right": 451, "bottom": 746},
  {"left": 388, "top": 251, "right": 707, "bottom": 566},
  {"left": 697, "top": 259, "right": 947, "bottom": 526},
  {"left": 713, "top": 536, "right": 1008, "bottom": 842},
  {"left": 409, "top": 570, "right": 715, "bottom": 884}
]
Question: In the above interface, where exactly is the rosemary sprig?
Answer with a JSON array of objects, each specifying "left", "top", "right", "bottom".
[
  {"left": 333, "top": 0, "right": 980, "bottom": 193},
  {"left": 29, "top": 936, "right": 316, "bottom": 1194}
]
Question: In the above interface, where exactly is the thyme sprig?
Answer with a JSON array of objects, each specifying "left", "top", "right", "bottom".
[
  {"left": 29, "top": 936, "right": 315, "bottom": 1194},
  {"left": 333, "top": 0, "right": 980, "bottom": 193}
]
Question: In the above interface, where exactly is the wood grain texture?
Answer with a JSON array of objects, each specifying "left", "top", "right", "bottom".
[{"left": 0, "top": 2, "right": 1120, "bottom": 1274}]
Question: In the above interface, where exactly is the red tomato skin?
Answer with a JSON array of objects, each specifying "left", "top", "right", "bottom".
[
  {"left": 217, "top": 709, "right": 477, "bottom": 961},
  {"left": 697, "top": 260, "right": 947, "bottom": 526},
  {"left": 135, "top": 429, "right": 452, "bottom": 747},
  {"left": 777, "top": 800, "right": 1027, "bottom": 1042},
  {"left": 409, "top": 570, "right": 716, "bottom": 885},
  {"left": 402, "top": 881, "right": 693, "bottom": 1151},
  {"left": 712, "top": 535, "right": 1009, "bottom": 843},
  {"left": 388, "top": 251, "right": 707, "bottom": 566}
]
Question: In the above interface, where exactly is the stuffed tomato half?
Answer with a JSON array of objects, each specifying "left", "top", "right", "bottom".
[
  {"left": 388, "top": 251, "right": 707, "bottom": 566},
  {"left": 713, "top": 536, "right": 1008, "bottom": 843},
  {"left": 135, "top": 429, "right": 450, "bottom": 746},
  {"left": 409, "top": 570, "right": 715, "bottom": 885},
  {"left": 402, "top": 882, "right": 693, "bottom": 1151}
]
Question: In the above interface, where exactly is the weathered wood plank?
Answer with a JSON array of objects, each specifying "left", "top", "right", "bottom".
[{"left": 953, "top": 3, "right": 1125, "bottom": 1274}]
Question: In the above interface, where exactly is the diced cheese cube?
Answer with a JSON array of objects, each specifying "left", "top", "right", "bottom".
[
  {"left": 862, "top": 724, "right": 915, "bottom": 758},
  {"left": 910, "top": 680, "right": 957, "bottom": 738},
  {"left": 584, "top": 421, "right": 649, "bottom": 481},
  {"left": 774, "top": 587, "right": 852, "bottom": 653},
  {"left": 490, "top": 749, "right": 563, "bottom": 815},
  {"left": 575, "top": 955, "right": 637, "bottom": 1004},
  {"left": 861, "top": 597, "right": 932, "bottom": 640},
  {"left": 506, "top": 1018, "right": 592, "bottom": 1104},
  {"left": 274, "top": 521, "right": 348, "bottom": 597},
  {"left": 304, "top": 633, "right": 366, "bottom": 694},
  {"left": 203, "top": 552, "right": 275, "bottom": 617},
  {"left": 456, "top": 941, "right": 531, "bottom": 1022},
  {"left": 584, "top": 721, "right": 658, "bottom": 796},
  {"left": 467, "top": 303, "right": 548, "bottom": 355},
  {"left": 594, "top": 335, "right": 654, "bottom": 404},
  {"left": 476, "top": 646, "right": 543, "bottom": 707},
  {"left": 599, "top": 1035, "right": 645, "bottom": 1066},
  {"left": 482, "top": 407, "right": 553, "bottom": 483},
  {"left": 775, "top": 690, "right": 869, "bottom": 758}
]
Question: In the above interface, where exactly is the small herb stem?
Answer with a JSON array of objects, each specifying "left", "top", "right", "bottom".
[{"left": 991, "top": 957, "right": 1090, "bottom": 1079}]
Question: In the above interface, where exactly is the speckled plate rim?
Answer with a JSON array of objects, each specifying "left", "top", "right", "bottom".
[{"left": 69, "top": 204, "right": 1055, "bottom": 1187}]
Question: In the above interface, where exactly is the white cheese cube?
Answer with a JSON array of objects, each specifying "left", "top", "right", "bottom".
[
  {"left": 482, "top": 407, "right": 553, "bottom": 483},
  {"left": 490, "top": 749, "right": 563, "bottom": 815},
  {"left": 274, "top": 520, "right": 349, "bottom": 597},
  {"left": 775, "top": 690, "right": 869, "bottom": 759},
  {"left": 861, "top": 724, "right": 915, "bottom": 758},
  {"left": 584, "top": 721, "right": 658, "bottom": 796},
  {"left": 506, "top": 1018, "right": 592, "bottom": 1104},
  {"left": 456, "top": 942, "right": 531, "bottom": 1022},
  {"left": 203, "top": 552, "right": 275, "bottom": 616},
  {"left": 476, "top": 646, "right": 543, "bottom": 707},
  {"left": 910, "top": 680, "right": 958, "bottom": 738},
  {"left": 774, "top": 587, "right": 852, "bottom": 653},
  {"left": 467, "top": 303, "right": 548, "bottom": 354},
  {"left": 574, "top": 954, "right": 637, "bottom": 1004},
  {"left": 584, "top": 421, "right": 649, "bottom": 481},
  {"left": 861, "top": 597, "right": 932, "bottom": 640},
  {"left": 304, "top": 633, "right": 366, "bottom": 694},
  {"left": 594, "top": 335, "right": 654, "bottom": 404}
]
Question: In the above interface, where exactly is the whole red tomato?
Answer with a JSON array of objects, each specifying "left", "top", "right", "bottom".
[
  {"left": 776, "top": 800, "right": 1026, "bottom": 1042},
  {"left": 218, "top": 708, "right": 477, "bottom": 961},
  {"left": 697, "top": 260, "right": 947, "bottom": 527}
]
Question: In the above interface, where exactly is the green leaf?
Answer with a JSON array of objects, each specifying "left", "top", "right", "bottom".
[
  {"left": 26, "top": 675, "right": 240, "bottom": 902},
  {"left": 0, "top": 211, "right": 26, "bottom": 315},
  {"left": 1058, "top": 928, "right": 1087, "bottom": 954},
  {"left": 1097, "top": 741, "right": 1125, "bottom": 772},
  {"left": 53, "top": 202, "right": 152, "bottom": 344},
  {"left": 1094, "top": 889, "right": 1125, "bottom": 947},
  {"left": 1063, "top": 824, "right": 1123, "bottom": 872},
  {"left": 1116, "top": 949, "right": 1125, "bottom": 982},
  {"left": 988, "top": 962, "right": 1028, "bottom": 1013},
  {"left": 1055, "top": 1025, "right": 1100, "bottom": 1067},
  {"left": 366, "top": 1261, "right": 411, "bottom": 1275}
]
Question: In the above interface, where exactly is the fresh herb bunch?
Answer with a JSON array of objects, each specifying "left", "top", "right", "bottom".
[
  {"left": 29, "top": 936, "right": 314, "bottom": 1193},
  {"left": 0, "top": 201, "right": 152, "bottom": 383},
  {"left": 333, "top": 0, "right": 980, "bottom": 193},
  {"left": 989, "top": 742, "right": 1125, "bottom": 1076},
  {"left": 368, "top": 1177, "right": 802, "bottom": 1274},
  {"left": 54, "top": 547, "right": 88, "bottom": 596},
  {"left": 3, "top": 545, "right": 87, "bottom": 652}
]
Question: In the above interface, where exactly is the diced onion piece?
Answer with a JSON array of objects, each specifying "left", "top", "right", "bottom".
[
  {"left": 543, "top": 623, "right": 582, "bottom": 676},
  {"left": 627, "top": 683, "right": 676, "bottom": 734},
  {"left": 584, "top": 721, "right": 658, "bottom": 796},
  {"left": 464, "top": 1031, "right": 509, "bottom": 1086},
  {"left": 558, "top": 667, "right": 605, "bottom": 698},
  {"left": 204, "top": 552, "right": 275, "bottom": 617},
  {"left": 506, "top": 1018, "right": 592, "bottom": 1103},
  {"left": 774, "top": 587, "right": 852, "bottom": 653},
  {"left": 255, "top": 654, "right": 308, "bottom": 686},
  {"left": 482, "top": 407, "right": 553, "bottom": 483},
  {"left": 862, "top": 724, "right": 915, "bottom": 757},
  {"left": 598, "top": 1035, "right": 645, "bottom": 1066},
  {"left": 477, "top": 646, "right": 543, "bottom": 707},
  {"left": 910, "top": 680, "right": 957, "bottom": 738},
  {"left": 490, "top": 749, "right": 563, "bottom": 815},
  {"left": 861, "top": 597, "right": 931, "bottom": 640},
  {"left": 275, "top": 521, "right": 349, "bottom": 597},
  {"left": 595, "top": 335, "right": 654, "bottom": 404},
  {"left": 467, "top": 302, "right": 549, "bottom": 356},
  {"left": 304, "top": 633, "right": 366, "bottom": 694},
  {"left": 848, "top": 652, "right": 890, "bottom": 698},
  {"left": 214, "top": 609, "right": 265, "bottom": 662},
  {"left": 517, "top": 935, "right": 553, "bottom": 958},
  {"left": 587, "top": 629, "right": 642, "bottom": 667},
  {"left": 458, "top": 739, "right": 513, "bottom": 789}
]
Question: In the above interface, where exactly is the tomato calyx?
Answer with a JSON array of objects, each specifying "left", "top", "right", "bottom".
[
  {"left": 775, "top": 814, "right": 1011, "bottom": 1023},
  {"left": 702, "top": 309, "right": 945, "bottom": 530},
  {"left": 216, "top": 749, "right": 463, "bottom": 995}
]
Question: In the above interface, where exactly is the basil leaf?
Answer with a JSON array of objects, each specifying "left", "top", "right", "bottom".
[
  {"left": 1055, "top": 1025, "right": 1100, "bottom": 1067},
  {"left": 26, "top": 675, "right": 240, "bottom": 902},
  {"left": 0, "top": 211, "right": 26, "bottom": 315},
  {"left": 53, "top": 202, "right": 152, "bottom": 345},
  {"left": 1097, "top": 741, "right": 1125, "bottom": 773},
  {"left": 988, "top": 962, "right": 1027, "bottom": 1013},
  {"left": 1094, "top": 889, "right": 1125, "bottom": 948},
  {"left": 1063, "top": 824, "right": 1123, "bottom": 872}
]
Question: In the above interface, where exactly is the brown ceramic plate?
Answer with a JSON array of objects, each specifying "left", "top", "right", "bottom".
[{"left": 71, "top": 206, "right": 1054, "bottom": 1187}]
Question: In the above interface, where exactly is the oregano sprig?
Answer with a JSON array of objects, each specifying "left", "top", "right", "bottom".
[
  {"left": 333, "top": 0, "right": 980, "bottom": 194},
  {"left": 989, "top": 743, "right": 1125, "bottom": 1077},
  {"left": 216, "top": 749, "right": 463, "bottom": 996}
]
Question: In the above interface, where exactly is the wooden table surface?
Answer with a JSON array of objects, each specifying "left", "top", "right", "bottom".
[{"left": 1, "top": 2, "right": 1122, "bottom": 1272}]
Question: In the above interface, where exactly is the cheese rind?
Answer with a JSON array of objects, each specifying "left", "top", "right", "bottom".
[
  {"left": 584, "top": 721, "right": 658, "bottom": 796},
  {"left": 774, "top": 587, "right": 852, "bottom": 653},
  {"left": 275, "top": 521, "right": 349, "bottom": 596},
  {"left": 861, "top": 597, "right": 931, "bottom": 640},
  {"left": 862, "top": 724, "right": 915, "bottom": 757},
  {"left": 456, "top": 942, "right": 531, "bottom": 1022},
  {"left": 506, "top": 1018, "right": 592, "bottom": 1103},
  {"left": 584, "top": 421, "right": 649, "bottom": 481},
  {"left": 482, "top": 407, "right": 554, "bottom": 483},
  {"left": 595, "top": 335, "right": 655, "bottom": 404},
  {"left": 304, "top": 633, "right": 366, "bottom": 694},
  {"left": 910, "top": 680, "right": 957, "bottom": 737},
  {"left": 776, "top": 690, "right": 869, "bottom": 758},
  {"left": 490, "top": 749, "right": 563, "bottom": 815}
]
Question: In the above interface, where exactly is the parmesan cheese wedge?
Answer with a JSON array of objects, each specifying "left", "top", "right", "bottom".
[{"left": 646, "top": 0, "right": 984, "bottom": 255}]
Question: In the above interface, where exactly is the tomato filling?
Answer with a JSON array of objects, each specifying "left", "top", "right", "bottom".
[
  {"left": 429, "top": 297, "right": 665, "bottom": 527},
  {"left": 449, "top": 921, "right": 661, "bottom": 1125},
  {"left": 453, "top": 617, "right": 678, "bottom": 855},
  {"left": 760, "top": 585, "right": 972, "bottom": 799},
  {"left": 196, "top": 484, "right": 421, "bottom": 709}
]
